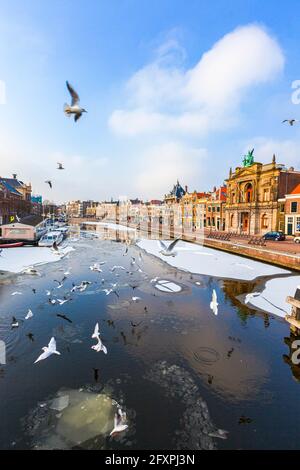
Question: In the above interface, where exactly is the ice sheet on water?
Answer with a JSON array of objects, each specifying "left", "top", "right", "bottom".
[
  {"left": 0, "top": 246, "right": 75, "bottom": 274},
  {"left": 137, "top": 239, "right": 289, "bottom": 281},
  {"left": 243, "top": 275, "right": 300, "bottom": 317},
  {"left": 154, "top": 280, "right": 182, "bottom": 293}
]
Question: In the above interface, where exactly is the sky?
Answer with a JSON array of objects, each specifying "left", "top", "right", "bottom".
[{"left": 1, "top": 0, "right": 300, "bottom": 204}]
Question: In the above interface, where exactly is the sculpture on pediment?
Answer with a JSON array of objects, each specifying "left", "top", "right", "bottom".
[{"left": 243, "top": 148, "right": 254, "bottom": 167}]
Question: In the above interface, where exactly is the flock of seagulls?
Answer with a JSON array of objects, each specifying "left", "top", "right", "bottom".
[
  {"left": 42, "top": 81, "right": 87, "bottom": 190},
  {"left": 7, "top": 234, "right": 225, "bottom": 439}
]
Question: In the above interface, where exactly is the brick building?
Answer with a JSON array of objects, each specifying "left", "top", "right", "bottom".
[
  {"left": 283, "top": 183, "right": 300, "bottom": 235},
  {"left": 225, "top": 153, "right": 300, "bottom": 235},
  {"left": 0, "top": 174, "right": 32, "bottom": 224}
]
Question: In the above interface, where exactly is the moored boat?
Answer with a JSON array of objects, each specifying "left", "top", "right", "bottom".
[
  {"left": 38, "top": 231, "right": 64, "bottom": 247},
  {"left": 0, "top": 241, "right": 24, "bottom": 248}
]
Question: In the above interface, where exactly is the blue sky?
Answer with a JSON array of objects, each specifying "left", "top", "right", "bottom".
[{"left": 1, "top": 0, "right": 300, "bottom": 203}]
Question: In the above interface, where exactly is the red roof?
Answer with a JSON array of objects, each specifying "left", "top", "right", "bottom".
[{"left": 291, "top": 183, "right": 300, "bottom": 195}]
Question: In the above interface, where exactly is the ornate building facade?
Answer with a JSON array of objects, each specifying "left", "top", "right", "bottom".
[{"left": 225, "top": 153, "right": 300, "bottom": 235}]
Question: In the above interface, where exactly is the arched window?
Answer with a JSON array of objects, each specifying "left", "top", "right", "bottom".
[
  {"left": 261, "top": 214, "right": 268, "bottom": 229},
  {"left": 230, "top": 214, "right": 234, "bottom": 227},
  {"left": 244, "top": 183, "right": 253, "bottom": 203}
]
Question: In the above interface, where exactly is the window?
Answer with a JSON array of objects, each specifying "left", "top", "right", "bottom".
[
  {"left": 261, "top": 214, "right": 268, "bottom": 229},
  {"left": 280, "top": 203, "right": 285, "bottom": 213},
  {"left": 8, "top": 228, "right": 27, "bottom": 235},
  {"left": 263, "top": 188, "right": 270, "bottom": 202},
  {"left": 291, "top": 202, "right": 298, "bottom": 213},
  {"left": 244, "top": 183, "right": 253, "bottom": 203},
  {"left": 230, "top": 214, "right": 234, "bottom": 227}
]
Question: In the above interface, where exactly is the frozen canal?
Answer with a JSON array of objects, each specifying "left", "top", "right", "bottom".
[{"left": 0, "top": 225, "right": 300, "bottom": 450}]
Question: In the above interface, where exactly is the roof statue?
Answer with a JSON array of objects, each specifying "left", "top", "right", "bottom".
[{"left": 243, "top": 148, "right": 254, "bottom": 167}]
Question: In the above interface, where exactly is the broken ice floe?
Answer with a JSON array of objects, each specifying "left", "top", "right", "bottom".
[
  {"left": 145, "top": 361, "right": 228, "bottom": 449},
  {"left": 154, "top": 280, "right": 182, "bottom": 293},
  {"left": 23, "top": 384, "right": 134, "bottom": 450}
]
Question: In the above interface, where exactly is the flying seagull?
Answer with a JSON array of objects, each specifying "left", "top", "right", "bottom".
[
  {"left": 282, "top": 119, "right": 298, "bottom": 126},
  {"left": 34, "top": 337, "right": 61, "bottom": 363},
  {"left": 64, "top": 81, "right": 87, "bottom": 122},
  {"left": 25, "top": 309, "right": 33, "bottom": 320},
  {"left": 45, "top": 180, "right": 52, "bottom": 189},
  {"left": 57, "top": 162, "right": 65, "bottom": 170},
  {"left": 110, "top": 407, "right": 128, "bottom": 436},
  {"left": 91, "top": 322, "right": 107, "bottom": 354},
  {"left": 11, "top": 316, "right": 19, "bottom": 328},
  {"left": 22, "top": 267, "right": 40, "bottom": 275},
  {"left": 158, "top": 238, "right": 181, "bottom": 257},
  {"left": 245, "top": 292, "right": 261, "bottom": 304},
  {"left": 210, "top": 289, "right": 219, "bottom": 316}
]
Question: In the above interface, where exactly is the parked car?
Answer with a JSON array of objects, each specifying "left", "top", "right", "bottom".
[
  {"left": 294, "top": 236, "right": 300, "bottom": 244},
  {"left": 263, "top": 231, "right": 286, "bottom": 241}
]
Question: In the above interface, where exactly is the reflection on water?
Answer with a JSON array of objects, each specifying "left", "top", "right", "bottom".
[{"left": 0, "top": 224, "right": 300, "bottom": 449}]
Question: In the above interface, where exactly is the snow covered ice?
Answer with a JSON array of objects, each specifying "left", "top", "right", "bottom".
[
  {"left": 0, "top": 245, "right": 75, "bottom": 274},
  {"left": 137, "top": 239, "right": 289, "bottom": 281}
]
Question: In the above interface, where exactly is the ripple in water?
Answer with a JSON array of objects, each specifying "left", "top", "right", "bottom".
[{"left": 193, "top": 347, "right": 220, "bottom": 365}]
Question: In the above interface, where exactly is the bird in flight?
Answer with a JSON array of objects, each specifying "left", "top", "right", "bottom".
[
  {"left": 282, "top": 119, "right": 298, "bottom": 126},
  {"left": 45, "top": 180, "right": 52, "bottom": 189},
  {"left": 34, "top": 337, "right": 61, "bottom": 363},
  {"left": 91, "top": 322, "right": 107, "bottom": 354},
  {"left": 57, "top": 162, "right": 65, "bottom": 170},
  {"left": 158, "top": 238, "right": 181, "bottom": 257},
  {"left": 110, "top": 407, "right": 128, "bottom": 436},
  {"left": 64, "top": 81, "right": 87, "bottom": 122},
  {"left": 210, "top": 289, "right": 219, "bottom": 316}
]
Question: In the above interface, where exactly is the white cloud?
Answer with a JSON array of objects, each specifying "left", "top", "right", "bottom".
[
  {"left": 109, "top": 24, "right": 284, "bottom": 137},
  {"left": 134, "top": 141, "right": 208, "bottom": 199}
]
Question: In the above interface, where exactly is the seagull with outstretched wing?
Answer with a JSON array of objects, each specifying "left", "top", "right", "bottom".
[
  {"left": 282, "top": 119, "right": 298, "bottom": 126},
  {"left": 64, "top": 81, "right": 87, "bottom": 122},
  {"left": 91, "top": 322, "right": 107, "bottom": 354},
  {"left": 110, "top": 407, "right": 128, "bottom": 436},
  {"left": 158, "top": 238, "right": 181, "bottom": 257},
  {"left": 34, "top": 337, "right": 61, "bottom": 363}
]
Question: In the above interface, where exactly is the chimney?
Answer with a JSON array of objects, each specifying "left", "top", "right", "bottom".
[
  {"left": 185, "top": 185, "right": 188, "bottom": 193},
  {"left": 13, "top": 173, "right": 17, "bottom": 179}
]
